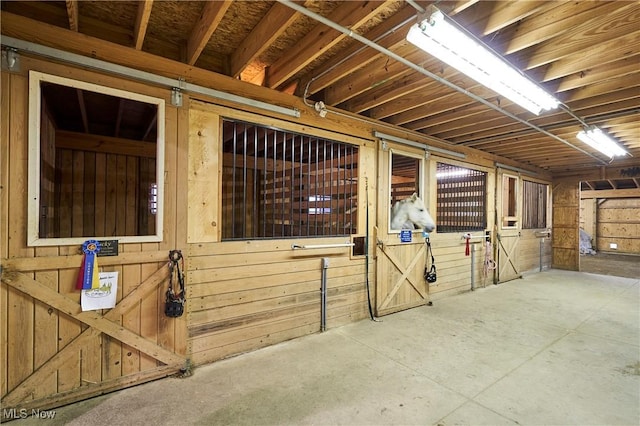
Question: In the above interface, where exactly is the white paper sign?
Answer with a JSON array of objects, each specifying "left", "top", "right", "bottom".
[{"left": 81, "top": 271, "right": 118, "bottom": 311}]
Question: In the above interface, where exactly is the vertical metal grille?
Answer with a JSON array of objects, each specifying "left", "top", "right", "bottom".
[
  {"left": 522, "top": 180, "right": 548, "bottom": 228},
  {"left": 436, "top": 163, "right": 487, "bottom": 232},
  {"left": 221, "top": 118, "right": 358, "bottom": 240}
]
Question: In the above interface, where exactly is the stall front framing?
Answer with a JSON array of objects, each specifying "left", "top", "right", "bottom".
[{"left": 1, "top": 31, "right": 585, "bottom": 413}]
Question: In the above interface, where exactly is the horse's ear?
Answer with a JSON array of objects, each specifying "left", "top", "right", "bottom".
[{"left": 411, "top": 192, "right": 418, "bottom": 201}]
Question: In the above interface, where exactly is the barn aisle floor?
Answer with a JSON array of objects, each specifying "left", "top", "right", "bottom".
[{"left": 11, "top": 269, "right": 640, "bottom": 426}]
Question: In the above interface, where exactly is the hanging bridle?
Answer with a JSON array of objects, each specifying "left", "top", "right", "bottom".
[{"left": 165, "top": 250, "right": 185, "bottom": 317}]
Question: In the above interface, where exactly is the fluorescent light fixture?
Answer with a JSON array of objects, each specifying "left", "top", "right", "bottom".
[
  {"left": 576, "top": 126, "right": 628, "bottom": 158},
  {"left": 436, "top": 169, "right": 469, "bottom": 178},
  {"left": 406, "top": 6, "right": 560, "bottom": 115}
]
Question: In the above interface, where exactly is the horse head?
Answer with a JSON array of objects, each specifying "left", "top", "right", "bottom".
[{"left": 390, "top": 193, "right": 436, "bottom": 232}]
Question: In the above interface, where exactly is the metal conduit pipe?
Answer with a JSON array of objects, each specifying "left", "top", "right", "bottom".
[
  {"left": 303, "top": 14, "right": 417, "bottom": 106},
  {"left": 276, "top": 0, "right": 608, "bottom": 166},
  {"left": 1, "top": 36, "right": 300, "bottom": 119},
  {"left": 320, "top": 257, "right": 329, "bottom": 332}
]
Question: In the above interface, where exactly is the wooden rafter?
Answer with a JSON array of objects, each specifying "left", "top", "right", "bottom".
[
  {"left": 114, "top": 98, "right": 124, "bottom": 137},
  {"left": 1, "top": 0, "right": 637, "bottom": 175},
  {"left": 186, "top": 0, "right": 232, "bottom": 66},
  {"left": 142, "top": 112, "right": 157, "bottom": 142},
  {"left": 301, "top": 4, "right": 416, "bottom": 97},
  {"left": 76, "top": 89, "right": 89, "bottom": 133},
  {"left": 65, "top": 0, "right": 78, "bottom": 31},
  {"left": 230, "top": 1, "right": 300, "bottom": 78},
  {"left": 266, "top": 0, "right": 394, "bottom": 89},
  {"left": 133, "top": 0, "right": 154, "bottom": 50}
]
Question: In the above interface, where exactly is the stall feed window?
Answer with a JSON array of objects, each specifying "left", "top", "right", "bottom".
[
  {"left": 390, "top": 152, "right": 421, "bottom": 205},
  {"left": 522, "top": 180, "right": 548, "bottom": 229},
  {"left": 27, "top": 71, "right": 165, "bottom": 246},
  {"left": 436, "top": 163, "right": 487, "bottom": 233},
  {"left": 388, "top": 151, "right": 424, "bottom": 231},
  {"left": 221, "top": 119, "right": 358, "bottom": 240},
  {"left": 502, "top": 174, "right": 518, "bottom": 227}
]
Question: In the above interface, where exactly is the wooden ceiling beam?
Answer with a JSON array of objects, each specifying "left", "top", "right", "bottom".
[
  {"left": 431, "top": 86, "right": 640, "bottom": 143},
  {"left": 229, "top": 2, "right": 300, "bottom": 79},
  {"left": 385, "top": 82, "right": 504, "bottom": 126},
  {"left": 76, "top": 90, "right": 89, "bottom": 133},
  {"left": 186, "top": 0, "right": 232, "bottom": 66},
  {"left": 133, "top": 0, "right": 154, "bottom": 50},
  {"left": 581, "top": 188, "right": 640, "bottom": 199},
  {"left": 366, "top": 70, "right": 471, "bottom": 120},
  {"left": 266, "top": 0, "right": 393, "bottom": 89},
  {"left": 369, "top": 79, "right": 458, "bottom": 120},
  {"left": 114, "top": 99, "right": 124, "bottom": 138},
  {"left": 343, "top": 72, "right": 433, "bottom": 114},
  {"left": 142, "top": 112, "right": 157, "bottom": 142},
  {"left": 410, "top": 103, "right": 502, "bottom": 134},
  {"left": 555, "top": 57, "right": 640, "bottom": 93},
  {"left": 563, "top": 74, "right": 640, "bottom": 104},
  {"left": 498, "top": 1, "right": 613, "bottom": 55},
  {"left": 518, "top": 2, "right": 639, "bottom": 70},
  {"left": 544, "top": 31, "right": 640, "bottom": 82},
  {"left": 301, "top": 3, "right": 415, "bottom": 96},
  {"left": 65, "top": 0, "right": 79, "bottom": 32},
  {"left": 324, "top": 44, "right": 419, "bottom": 105},
  {"left": 457, "top": 98, "right": 640, "bottom": 147},
  {"left": 56, "top": 130, "right": 157, "bottom": 158},
  {"left": 480, "top": 1, "right": 547, "bottom": 35}
]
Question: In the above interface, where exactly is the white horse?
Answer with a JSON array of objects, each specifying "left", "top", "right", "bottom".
[{"left": 390, "top": 193, "right": 436, "bottom": 232}]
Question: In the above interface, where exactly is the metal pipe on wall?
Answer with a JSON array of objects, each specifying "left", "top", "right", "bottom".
[{"left": 320, "top": 257, "right": 329, "bottom": 332}]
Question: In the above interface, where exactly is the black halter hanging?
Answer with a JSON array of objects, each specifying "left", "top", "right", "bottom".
[
  {"left": 424, "top": 237, "right": 437, "bottom": 283},
  {"left": 165, "top": 250, "right": 185, "bottom": 317}
]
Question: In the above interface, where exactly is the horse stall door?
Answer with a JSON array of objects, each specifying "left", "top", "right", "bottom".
[
  {"left": 375, "top": 144, "right": 430, "bottom": 316},
  {"left": 496, "top": 172, "right": 522, "bottom": 283}
]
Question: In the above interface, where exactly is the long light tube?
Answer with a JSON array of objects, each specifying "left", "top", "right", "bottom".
[
  {"left": 576, "top": 127, "right": 628, "bottom": 158},
  {"left": 406, "top": 6, "right": 560, "bottom": 115}
]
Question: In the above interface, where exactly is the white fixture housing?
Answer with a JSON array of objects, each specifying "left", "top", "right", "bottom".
[{"left": 406, "top": 6, "right": 560, "bottom": 115}]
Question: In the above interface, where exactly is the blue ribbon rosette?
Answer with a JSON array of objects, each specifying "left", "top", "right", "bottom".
[{"left": 77, "top": 240, "right": 101, "bottom": 290}]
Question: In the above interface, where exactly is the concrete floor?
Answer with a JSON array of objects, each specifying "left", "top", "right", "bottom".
[{"left": 11, "top": 269, "right": 640, "bottom": 426}]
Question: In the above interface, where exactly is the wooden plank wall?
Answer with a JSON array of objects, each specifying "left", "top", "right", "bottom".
[
  {"left": 596, "top": 198, "right": 640, "bottom": 254},
  {"left": 519, "top": 231, "right": 552, "bottom": 274},
  {"left": 187, "top": 240, "right": 370, "bottom": 364},
  {"left": 1, "top": 49, "right": 563, "bottom": 412},
  {"left": 425, "top": 233, "right": 495, "bottom": 298},
  {"left": 1, "top": 57, "right": 187, "bottom": 413},
  {"left": 552, "top": 181, "right": 579, "bottom": 270},
  {"left": 424, "top": 161, "right": 498, "bottom": 299},
  {"left": 580, "top": 198, "right": 597, "bottom": 246},
  {"left": 51, "top": 148, "right": 156, "bottom": 238},
  {"left": 186, "top": 101, "right": 375, "bottom": 366}
]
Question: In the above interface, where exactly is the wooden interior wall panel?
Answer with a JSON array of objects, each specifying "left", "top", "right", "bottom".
[
  {"left": 8, "top": 73, "right": 32, "bottom": 260},
  {"left": 187, "top": 242, "right": 369, "bottom": 365},
  {"left": 597, "top": 198, "right": 640, "bottom": 254},
  {"left": 187, "top": 106, "right": 220, "bottom": 243},
  {"left": 518, "top": 231, "right": 552, "bottom": 274},
  {"left": 552, "top": 181, "right": 579, "bottom": 270},
  {"left": 0, "top": 58, "right": 186, "bottom": 413},
  {"left": 1, "top": 73, "right": 11, "bottom": 399}
]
